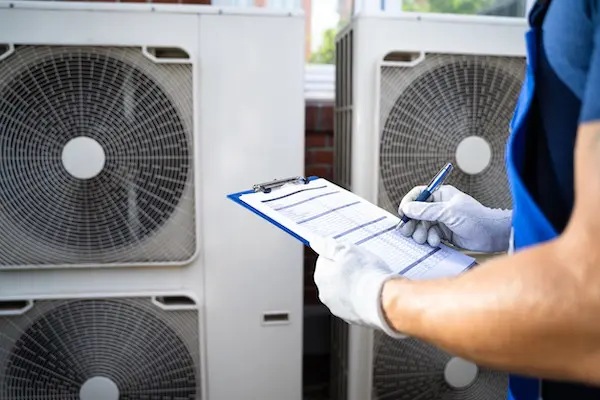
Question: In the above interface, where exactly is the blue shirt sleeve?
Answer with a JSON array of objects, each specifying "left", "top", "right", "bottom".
[{"left": 580, "top": 0, "right": 600, "bottom": 122}]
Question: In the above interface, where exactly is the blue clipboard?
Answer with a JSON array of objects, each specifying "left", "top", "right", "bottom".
[{"left": 226, "top": 175, "right": 320, "bottom": 246}]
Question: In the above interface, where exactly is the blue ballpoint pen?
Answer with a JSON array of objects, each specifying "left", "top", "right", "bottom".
[{"left": 395, "top": 162, "right": 454, "bottom": 230}]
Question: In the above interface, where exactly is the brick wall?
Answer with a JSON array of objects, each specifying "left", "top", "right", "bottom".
[
  {"left": 304, "top": 104, "right": 334, "bottom": 305},
  {"left": 302, "top": 105, "right": 334, "bottom": 399}
]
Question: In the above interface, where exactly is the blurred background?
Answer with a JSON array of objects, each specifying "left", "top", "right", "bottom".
[{"left": 0, "top": 1, "right": 532, "bottom": 400}]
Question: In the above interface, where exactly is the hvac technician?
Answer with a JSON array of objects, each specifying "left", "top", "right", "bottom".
[{"left": 310, "top": 0, "right": 600, "bottom": 399}]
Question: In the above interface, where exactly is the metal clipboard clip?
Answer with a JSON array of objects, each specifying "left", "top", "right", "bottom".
[{"left": 252, "top": 176, "right": 309, "bottom": 193}]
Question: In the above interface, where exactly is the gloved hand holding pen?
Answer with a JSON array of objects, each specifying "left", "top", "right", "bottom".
[{"left": 397, "top": 185, "right": 513, "bottom": 253}]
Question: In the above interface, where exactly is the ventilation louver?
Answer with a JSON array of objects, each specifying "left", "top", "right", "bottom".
[
  {"left": 0, "top": 46, "right": 196, "bottom": 267},
  {"left": 378, "top": 54, "right": 525, "bottom": 213},
  {"left": 333, "top": 28, "right": 353, "bottom": 191},
  {"left": 372, "top": 332, "right": 507, "bottom": 400},
  {"left": 0, "top": 297, "right": 201, "bottom": 400}
]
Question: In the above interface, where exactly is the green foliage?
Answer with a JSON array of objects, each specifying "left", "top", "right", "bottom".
[
  {"left": 402, "top": 0, "right": 496, "bottom": 14},
  {"left": 308, "top": 0, "right": 497, "bottom": 64},
  {"left": 309, "top": 28, "right": 336, "bottom": 65}
]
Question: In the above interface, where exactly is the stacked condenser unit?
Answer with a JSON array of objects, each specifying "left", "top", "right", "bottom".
[
  {"left": 0, "top": 2, "right": 305, "bottom": 399},
  {"left": 333, "top": 9, "right": 527, "bottom": 400}
]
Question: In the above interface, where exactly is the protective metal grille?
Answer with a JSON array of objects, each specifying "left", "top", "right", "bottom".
[
  {"left": 372, "top": 332, "right": 508, "bottom": 400},
  {"left": 0, "top": 297, "right": 201, "bottom": 400},
  {"left": 0, "top": 46, "right": 196, "bottom": 267},
  {"left": 333, "top": 28, "right": 353, "bottom": 190},
  {"left": 332, "top": 28, "right": 354, "bottom": 397},
  {"left": 377, "top": 54, "right": 525, "bottom": 214},
  {"left": 329, "top": 317, "right": 349, "bottom": 400}
]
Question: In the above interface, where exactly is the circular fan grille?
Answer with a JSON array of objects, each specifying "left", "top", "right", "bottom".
[
  {"left": 0, "top": 299, "right": 198, "bottom": 399},
  {"left": 379, "top": 54, "right": 525, "bottom": 212},
  {"left": 0, "top": 46, "right": 193, "bottom": 264},
  {"left": 373, "top": 333, "right": 507, "bottom": 400}
]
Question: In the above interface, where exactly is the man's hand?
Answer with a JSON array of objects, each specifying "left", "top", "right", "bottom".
[
  {"left": 376, "top": 122, "right": 600, "bottom": 385},
  {"left": 310, "top": 237, "right": 406, "bottom": 339},
  {"left": 398, "top": 185, "right": 512, "bottom": 253}
]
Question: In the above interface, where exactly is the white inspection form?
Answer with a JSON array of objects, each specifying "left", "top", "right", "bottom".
[{"left": 238, "top": 178, "right": 476, "bottom": 280}]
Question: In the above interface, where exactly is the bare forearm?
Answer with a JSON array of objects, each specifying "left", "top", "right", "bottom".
[{"left": 381, "top": 237, "right": 600, "bottom": 384}]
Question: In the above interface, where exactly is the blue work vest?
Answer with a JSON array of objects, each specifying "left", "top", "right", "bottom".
[
  {"left": 505, "top": 2, "right": 600, "bottom": 397},
  {"left": 506, "top": 0, "right": 557, "bottom": 400},
  {"left": 504, "top": 2, "right": 554, "bottom": 400}
]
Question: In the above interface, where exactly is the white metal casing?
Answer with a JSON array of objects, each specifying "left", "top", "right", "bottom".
[
  {"left": 0, "top": 2, "right": 304, "bottom": 399},
  {"left": 334, "top": 11, "right": 528, "bottom": 400}
]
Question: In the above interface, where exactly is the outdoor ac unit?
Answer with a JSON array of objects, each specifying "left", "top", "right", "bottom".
[
  {"left": 332, "top": 11, "right": 527, "bottom": 400},
  {"left": 0, "top": 2, "right": 305, "bottom": 399}
]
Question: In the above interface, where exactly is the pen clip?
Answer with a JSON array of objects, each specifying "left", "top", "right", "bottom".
[{"left": 253, "top": 176, "right": 309, "bottom": 193}]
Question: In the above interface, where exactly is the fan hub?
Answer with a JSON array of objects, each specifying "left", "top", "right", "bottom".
[
  {"left": 80, "top": 376, "right": 119, "bottom": 400},
  {"left": 455, "top": 136, "right": 492, "bottom": 175},
  {"left": 61, "top": 136, "right": 106, "bottom": 180},
  {"left": 444, "top": 356, "right": 479, "bottom": 389}
]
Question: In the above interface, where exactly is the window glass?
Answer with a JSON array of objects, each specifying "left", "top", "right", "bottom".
[
  {"left": 266, "top": 0, "right": 302, "bottom": 8},
  {"left": 308, "top": 0, "right": 341, "bottom": 64},
  {"left": 401, "top": 0, "right": 528, "bottom": 17}
]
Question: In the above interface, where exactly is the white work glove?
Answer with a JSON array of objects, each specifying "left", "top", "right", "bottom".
[
  {"left": 398, "top": 185, "right": 512, "bottom": 253},
  {"left": 311, "top": 237, "right": 406, "bottom": 339}
]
